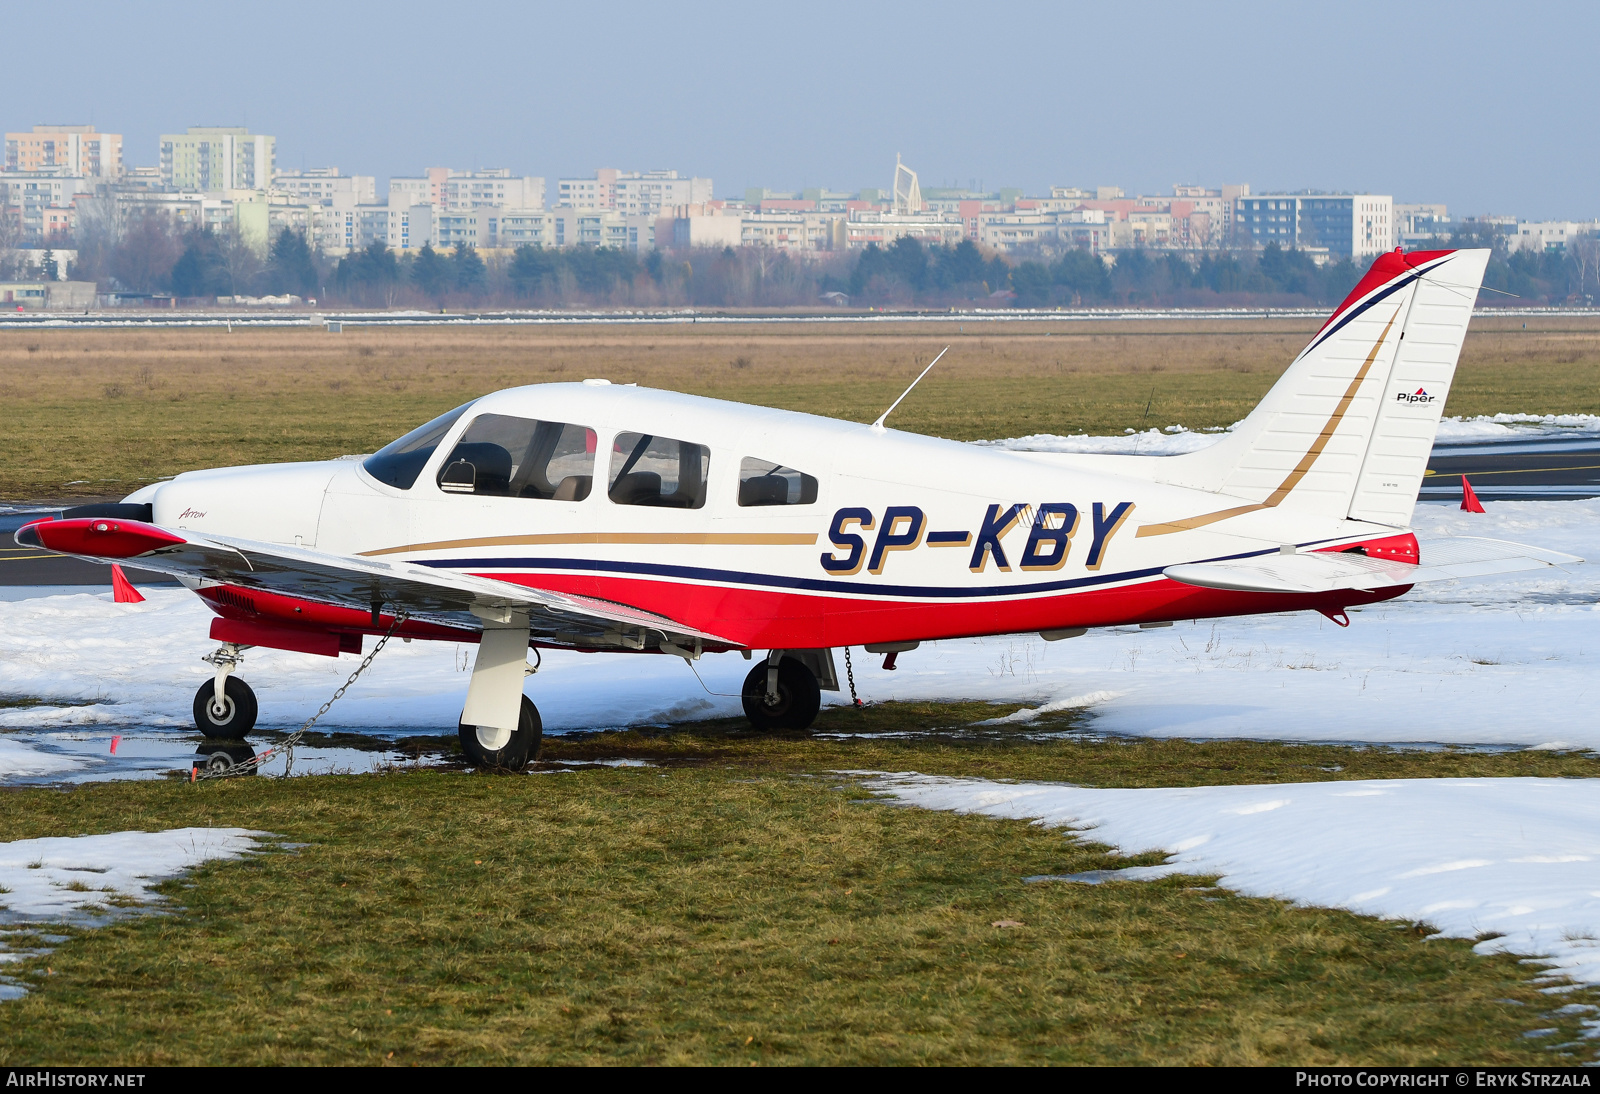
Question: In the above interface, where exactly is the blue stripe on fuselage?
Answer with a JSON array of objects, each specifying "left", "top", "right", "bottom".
[{"left": 412, "top": 538, "right": 1359, "bottom": 600}]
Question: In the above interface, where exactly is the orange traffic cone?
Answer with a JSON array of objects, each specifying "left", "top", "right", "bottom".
[
  {"left": 1460, "top": 476, "right": 1486, "bottom": 513},
  {"left": 111, "top": 563, "right": 145, "bottom": 603}
]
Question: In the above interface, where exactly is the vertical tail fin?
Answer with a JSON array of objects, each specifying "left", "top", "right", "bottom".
[{"left": 1154, "top": 249, "right": 1490, "bottom": 529}]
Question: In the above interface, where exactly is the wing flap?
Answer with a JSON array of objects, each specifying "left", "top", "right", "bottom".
[
  {"left": 1164, "top": 536, "right": 1583, "bottom": 595},
  {"left": 19, "top": 517, "right": 739, "bottom": 648}
]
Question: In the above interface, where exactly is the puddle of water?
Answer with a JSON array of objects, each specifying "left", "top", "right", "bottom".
[{"left": 0, "top": 726, "right": 454, "bottom": 787}]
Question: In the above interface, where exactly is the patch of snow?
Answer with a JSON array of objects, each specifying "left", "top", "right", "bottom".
[
  {"left": 865, "top": 773, "right": 1600, "bottom": 984},
  {"left": 0, "top": 739, "right": 84, "bottom": 777},
  {"left": 0, "top": 828, "right": 266, "bottom": 923},
  {"left": 975, "top": 413, "right": 1600, "bottom": 457},
  {"left": 976, "top": 691, "right": 1121, "bottom": 725},
  {"left": 1434, "top": 414, "right": 1600, "bottom": 443},
  {"left": 978, "top": 428, "right": 1223, "bottom": 456}
]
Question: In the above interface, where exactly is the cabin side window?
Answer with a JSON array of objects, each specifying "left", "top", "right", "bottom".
[
  {"left": 738, "top": 457, "right": 819, "bottom": 506},
  {"left": 436, "top": 414, "right": 596, "bottom": 500},
  {"left": 362, "top": 401, "right": 478, "bottom": 490},
  {"left": 607, "top": 432, "right": 710, "bottom": 509}
]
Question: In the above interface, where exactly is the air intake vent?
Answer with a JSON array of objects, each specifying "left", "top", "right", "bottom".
[{"left": 213, "top": 588, "right": 258, "bottom": 614}]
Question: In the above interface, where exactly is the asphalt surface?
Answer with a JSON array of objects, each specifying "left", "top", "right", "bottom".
[
  {"left": 3, "top": 433, "right": 1596, "bottom": 587},
  {"left": 1420, "top": 436, "right": 1600, "bottom": 502},
  {"left": 0, "top": 507, "right": 176, "bottom": 588}
]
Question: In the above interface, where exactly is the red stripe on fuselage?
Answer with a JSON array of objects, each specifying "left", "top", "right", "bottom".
[{"left": 481, "top": 568, "right": 1405, "bottom": 648}]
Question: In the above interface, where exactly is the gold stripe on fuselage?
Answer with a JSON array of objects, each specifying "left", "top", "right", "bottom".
[{"left": 360, "top": 531, "right": 819, "bottom": 558}]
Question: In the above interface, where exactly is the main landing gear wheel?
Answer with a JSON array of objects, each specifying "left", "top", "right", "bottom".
[
  {"left": 459, "top": 695, "right": 543, "bottom": 771},
  {"left": 741, "top": 657, "right": 821, "bottom": 732},
  {"left": 193, "top": 677, "right": 258, "bottom": 738}
]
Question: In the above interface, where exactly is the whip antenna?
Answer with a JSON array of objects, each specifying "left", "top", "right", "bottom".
[{"left": 872, "top": 345, "right": 949, "bottom": 431}]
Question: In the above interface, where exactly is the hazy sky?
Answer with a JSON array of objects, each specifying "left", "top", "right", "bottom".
[{"left": 7, "top": 0, "right": 1596, "bottom": 219}]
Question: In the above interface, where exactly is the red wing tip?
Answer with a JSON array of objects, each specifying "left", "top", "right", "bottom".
[
  {"left": 14, "top": 519, "right": 49, "bottom": 548},
  {"left": 28, "top": 516, "right": 186, "bottom": 559}
]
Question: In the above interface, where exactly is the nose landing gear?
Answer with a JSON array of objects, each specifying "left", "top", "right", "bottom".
[{"left": 194, "top": 643, "right": 258, "bottom": 737}]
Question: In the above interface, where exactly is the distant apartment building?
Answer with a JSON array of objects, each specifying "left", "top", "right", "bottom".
[
  {"left": 1506, "top": 220, "right": 1598, "bottom": 253},
  {"left": 388, "top": 169, "right": 543, "bottom": 212},
  {"left": 160, "top": 127, "right": 275, "bottom": 191},
  {"left": 558, "top": 169, "right": 711, "bottom": 215},
  {"left": 739, "top": 211, "right": 846, "bottom": 251},
  {"left": 661, "top": 208, "right": 743, "bottom": 250},
  {"left": 1172, "top": 184, "right": 1249, "bottom": 244},
  {"left": 978, "top": 208, "right": 1113, "bottom": 254},
  {"left": 549, "top": 207, "right": 657, "bottom": 250},
  {"left": 118, "top": 165, "right": 166, "bottom": 190},
  {"left": 4, "top": 125, "right": 122, "bottom": 178},
  {"left": 844, "top": 210, "right": 966, "bottom": 249},
  {"left": 977, "top": 210, "right": 1058, "bottom": 252},
  {"left": 445, "top": 171, "right": 542, "bottom": 211},
  {"left": 1395, "top": 202, "right": 1449, "bottom": 247},
  {"left": 498, "top": 210, "right": 555, "bottom": 248},
  {"left": 434, "top": 209, "right": 492, "bottom": 249},
  {"left": 1234, "top": 193, "right": 1393, "bottom": 259},
  {"left": 108, "top": 189, "right": 209, "bottom": 235},
  {"left": 0, "top": 172, "right": 93, "bottom": 242},
  {"left": 316, "top": 201, "right": 434, "bottom": 254},
  {"left": 273, "top": 169, "right": 377, "bottom": 207}
]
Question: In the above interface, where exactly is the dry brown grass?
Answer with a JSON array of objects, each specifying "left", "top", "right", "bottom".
[{"left": 2, "top": 315, "right": 1597, "bottom": 498}]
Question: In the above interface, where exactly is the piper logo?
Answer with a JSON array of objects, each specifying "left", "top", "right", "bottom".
[{"left": 1396, "top": 387, "right": 1436, "bottom": 404}]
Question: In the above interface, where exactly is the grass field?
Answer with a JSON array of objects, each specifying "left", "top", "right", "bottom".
[
  {"left": 3, "top": 708, "right": 1599, "bottom": 1066},
  {"left": 2, "top": 315, "right": 1598, "bottom": 498}
]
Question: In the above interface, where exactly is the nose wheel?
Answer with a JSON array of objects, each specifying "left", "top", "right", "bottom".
[{"left": 193, "top": 676, "right": 258, "bottom": 737}]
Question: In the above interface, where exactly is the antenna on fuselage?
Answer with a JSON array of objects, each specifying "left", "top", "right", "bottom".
[{"left": 872, "top": 345, "right": 949, "bottom": 431}]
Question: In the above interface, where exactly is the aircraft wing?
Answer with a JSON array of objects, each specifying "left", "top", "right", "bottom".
[
  {"left": 1163, "top": 537, "right": 1583, "bottom": 595},
  {"left": 16, "top": 517, "right": 738, "bottom": 649}
]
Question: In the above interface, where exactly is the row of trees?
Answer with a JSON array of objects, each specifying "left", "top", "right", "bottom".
[{"left": 31, "top": 211, "right": 1600, "bottom": 308}]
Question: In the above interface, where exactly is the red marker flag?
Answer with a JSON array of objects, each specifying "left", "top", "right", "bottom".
[
  {"left": 1461, "top": 475, "right": 1486, "bottom": 513},
  {"left": 111, "top": 564, "right": 145, "bottom": 604},
  {"left": 109, "top": 735, "right": 121, "bottom": 754}
]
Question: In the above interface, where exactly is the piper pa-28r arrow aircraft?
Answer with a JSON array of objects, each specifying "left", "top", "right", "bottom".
[{"left": 18, "top": 248, "right": 1582, "bottom": 768}]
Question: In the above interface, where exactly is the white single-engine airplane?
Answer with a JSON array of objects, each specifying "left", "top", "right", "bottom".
[{"left": 18, "top": 248, "right": 1582, "bottom": 768}]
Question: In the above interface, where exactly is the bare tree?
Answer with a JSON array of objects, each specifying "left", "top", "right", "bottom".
[
  {"left": 1569, "top": 233, "right": 1600, "bottom": 301},
  {"left": 219, "top": 223, "right": 265, "bottom": 298},
  {"left": 110, "top": 212, "right": 183, "bottom": 293},
  {"left": 0, "top": 203, "right": 22, "bottom": 280}
]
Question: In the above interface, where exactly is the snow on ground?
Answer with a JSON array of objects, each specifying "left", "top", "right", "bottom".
[
  {"left": 979, "top": 413, "right": 1600, "bottom": 456},
  {"left": 1433, "top": 413, "right": 1600, "bottom": 443},
  {"left": 0, "top": 828, "right": 266, "bottom": 923},
  {"left": 865, "top": 772, "right": 1600, "bottom": 985},
  {"left": 978, "top": 427, "right": 1224, "bottom": 456},
  {"left": 0, "top": 738, "right": 84, "bottom": 778},
  {"left": 0, "top": 828, "right": 267, "bottom": 1000}
]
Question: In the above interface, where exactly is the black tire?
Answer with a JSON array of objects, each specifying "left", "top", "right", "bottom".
[
  {"left": 741, "top": 657, "right": 821, "bottom": 732},
  {"left": 193, "top": 677, "right": 258, "bottom": 738},
  {"left": 459, "top": 695, "right": 542, "bottom": 771}
]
